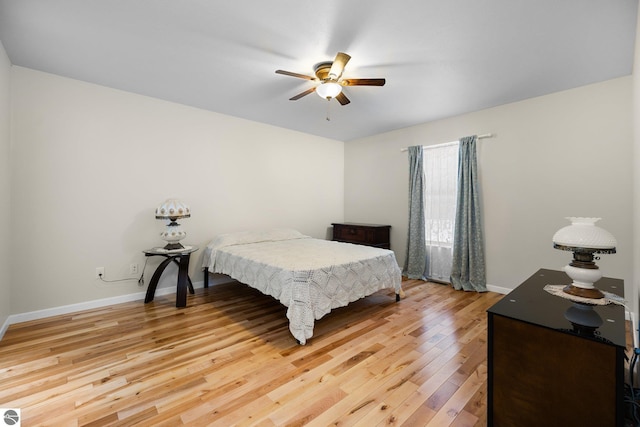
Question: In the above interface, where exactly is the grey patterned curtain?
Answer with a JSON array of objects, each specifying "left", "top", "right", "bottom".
[
  {"left": 450, "top": 136, "right": 487, "bottom": 292},
  {"left": 403, "top": 146, "right": 426, "bottom": 279}
]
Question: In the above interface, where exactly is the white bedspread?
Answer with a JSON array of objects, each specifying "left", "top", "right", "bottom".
[{"left": 202, "top": 229, "right": 402, "bottom": 344}]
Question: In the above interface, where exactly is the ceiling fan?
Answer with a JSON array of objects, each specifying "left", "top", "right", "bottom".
[{"left": 275, "top": 52, "right": 386, "bottom": 105}]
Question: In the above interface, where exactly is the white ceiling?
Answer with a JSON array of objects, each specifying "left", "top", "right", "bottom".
[{"left": 0, "top": 1, "right": 637, "bottom": 141}]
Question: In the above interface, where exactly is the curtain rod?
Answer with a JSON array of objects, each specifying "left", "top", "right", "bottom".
[{"left": 400, "top": 133, "right": 494, "bottom": 152}]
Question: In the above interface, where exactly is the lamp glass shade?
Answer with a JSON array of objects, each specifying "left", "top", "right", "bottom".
[
  {"left": 316, "top": 81, "right": 342, "bottom": 99},
  {"left": 155, "top": 199, "right": 191, "bottom": 220},
  {"left": 552, "top": 217, "right": 616, "bottom": 251}
]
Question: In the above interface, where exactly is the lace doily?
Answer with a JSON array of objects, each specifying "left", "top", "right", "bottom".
[{"left": 543, "top": 284, "right": 625, "bottom": 306}]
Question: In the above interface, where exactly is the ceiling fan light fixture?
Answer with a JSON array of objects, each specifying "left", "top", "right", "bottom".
[
  {"left": 276, "top": 52, "right": 383, "bottom": 104},
  {"left": 316, "top": 81, "right": 342, "bottom": 100}
]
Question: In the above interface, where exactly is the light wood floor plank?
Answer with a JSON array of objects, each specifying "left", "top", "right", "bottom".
[{"left": 0, "top": 278, "right": 502, "bottom": 426}]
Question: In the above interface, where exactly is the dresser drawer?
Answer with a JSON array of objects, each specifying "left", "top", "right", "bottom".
[
  {"left": 331, "top": 223, "right": 391, "bottom": 249},
  {"left": 334, "top": 225, "right": 369, "bottom": 243}
]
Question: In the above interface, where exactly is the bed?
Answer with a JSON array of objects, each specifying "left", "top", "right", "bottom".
[{"left": 201, "top": 229, "right": 403, "bottom": 344}]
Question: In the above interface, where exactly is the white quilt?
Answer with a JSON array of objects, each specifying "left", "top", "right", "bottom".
[{"left": 202, "top": 229, "right": 403, "bottom": 344}]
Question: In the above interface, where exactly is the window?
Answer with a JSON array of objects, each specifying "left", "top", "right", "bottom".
[{"left": 423, "top": 142, "right": 458, "bottom": 282}]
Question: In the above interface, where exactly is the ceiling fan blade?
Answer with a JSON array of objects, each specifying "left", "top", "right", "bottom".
[
  {"left": 328, "top": 52, "right": 351, "bottom": 79},
  {"left": 289, "top": 87, "right": 316, "bottom": 100},
  {"left": 341, "top": 78, "right": 386, "bottom": 86},
  {"left": 336, "top": 92, "right": 350, "bottom": 106},
  {"left": 275, "top": 70, "right": 316, "bottom": 80}
]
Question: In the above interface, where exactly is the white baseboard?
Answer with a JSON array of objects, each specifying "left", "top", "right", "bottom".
[
  {"left": 2, "top": 276, "right": 236, "bottom": 339},
  {"left": 7, "top": 286, "right": 176, "bottom": 325},
  {"left": 0, "top": 316, "right": 10, "bottom": 340},
  {"left": 487, "top": 284, "right": 512, "bottom": 295}
]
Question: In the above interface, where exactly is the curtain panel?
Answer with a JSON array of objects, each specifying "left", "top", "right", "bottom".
[
  {"left": 403, "top": 145, "right": 427, "bottom": 279},
  {"left": 450, "top": 136, "right": 487, "bottom": 292}
]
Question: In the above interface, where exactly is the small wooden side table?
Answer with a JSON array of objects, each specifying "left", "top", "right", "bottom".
[{"left": 143, "top": 246, "right": 198, "bottom": 308}]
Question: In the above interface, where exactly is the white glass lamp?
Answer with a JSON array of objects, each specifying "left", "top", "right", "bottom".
[
  {"left": 316, "top": 81, "right": 342, "bottom": 100},
  {"left": 552, "top": 217, "right": 617, "bottom": 299},
  {"left": 155, "top": 199, "right": 191, "bottom": 250}
]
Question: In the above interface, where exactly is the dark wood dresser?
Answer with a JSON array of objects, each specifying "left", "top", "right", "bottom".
[
  {"left": 331, "top": 223, "right": 391, "bottom": 249},
  {"left": 487, "top": 269, "right": 626, "bottom": 427}
]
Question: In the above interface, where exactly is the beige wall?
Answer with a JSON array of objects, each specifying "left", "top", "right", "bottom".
[
  {"left": 0, "top": 42, "right": 10, "bottom": 331},
  {"left": 9, "top": 67, "right": 344, "bottom": 315},
  {"left": 345, "top": 77, "right": 634, "bottom": 303}
]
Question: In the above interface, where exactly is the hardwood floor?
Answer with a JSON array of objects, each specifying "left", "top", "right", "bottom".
[{"left": 0, "top": 279, "right": 503, "bottom": 426}]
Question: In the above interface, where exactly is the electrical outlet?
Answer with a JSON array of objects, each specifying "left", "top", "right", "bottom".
[
  {"left": 95, "top": 267, "right": 105, "bottom": 279},
  {"left": 130, "top": 263, "right": 138, "bottom": 275}
]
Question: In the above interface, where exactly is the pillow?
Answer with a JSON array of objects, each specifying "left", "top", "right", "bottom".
[
  {"left": 207, "top": 228, "right": 309, "bottom": 250},
  {"left": 260, "top": 228, "right": 309, "bottom": 242}
]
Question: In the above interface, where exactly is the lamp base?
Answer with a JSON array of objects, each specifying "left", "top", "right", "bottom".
[
  {"left": 562, "top": 284, "right": 604, "bottom": 300},
  {"left": 160, "top": 220, "right": 187, "bottom": 251}
]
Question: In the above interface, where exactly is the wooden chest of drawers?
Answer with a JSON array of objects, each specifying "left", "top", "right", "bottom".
[
  {"left": 487, "top": 269, "right": 625, "bottom": 426},
  {"left": 331, "top": 223, "right": 391, "bottom": 249}
]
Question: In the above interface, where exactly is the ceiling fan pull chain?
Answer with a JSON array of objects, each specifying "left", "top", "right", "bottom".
[{"left": 326, "top": 98, "right": 332, "bottom": 121}]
